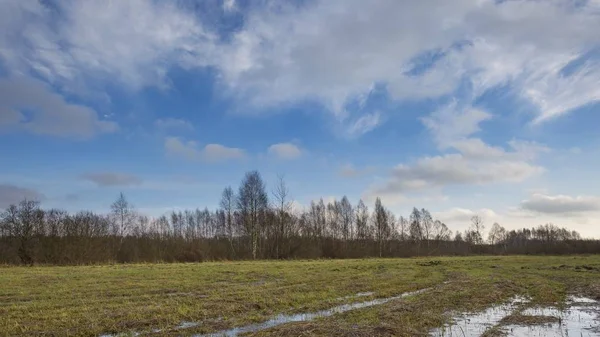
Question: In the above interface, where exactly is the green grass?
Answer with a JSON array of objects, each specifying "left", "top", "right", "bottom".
[{"left": 1, "top": 256, "right": 600, "bottom": 336}]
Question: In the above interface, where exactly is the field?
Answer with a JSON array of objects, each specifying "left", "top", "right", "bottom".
[{"left": 1, "top": 256, "right": 600, "bottom": 336}]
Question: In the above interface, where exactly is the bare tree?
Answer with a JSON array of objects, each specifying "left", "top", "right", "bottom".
[
  {"left": 433, "top": 220, "right": 452, "bottom": 241},
  {"left": 454, "top": 231, "right": 464, "bottom": 242},
  {"left": 340, "top": 196, "right": 354, "bottom": 241},
  {"left": 134, "top": 215, "right": 149, "bottom": 238},
  {"left": 488, "top": 222, "right": 506, "bottom": 245},
  {"left": 373, "top": 198, "right": 388, "bottom": 257},
  {"left": 271, "top": 175, "right": 292, "bottom": 259},
  {"left": 398, "top": 216, "right": 408, "bottom": 241},
  {"left": 355, "top": 199, "right": 369, "bottom": 240},
  {"left": 409, "top": 208, "right": 423, "bottom": 241},
  {"left": 2, "top": 200, "right": 42, "bottom": 264},
  {"left": 237, "top": 171, "right": 268, "bottom": 259},
  {"left": 2, "top": 168, "right": 599, "bottom": 265},
  {"left": 470, "top": 215, "right": 485, "bottom": 244},
  {"left": 110, "top": 192, "right": 136, "bottom": 255},
  {"left": 421, "top": 208, "right": 434, "bottom": 241},
  {"left": 111, "top": 193, "right": 136, "bottom": 237},
  {"left": 220, "top": 186, "right": 236, "bottom": 257},
  {"left": 327, "top": 200, "right": 342, "bottom": 239},
  {"left": 386, "top": 209, "right": 397, "bottom": 240}
]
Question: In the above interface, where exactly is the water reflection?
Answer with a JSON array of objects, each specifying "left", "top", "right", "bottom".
[
  {"left": 430, "top": 296, "right": 529, "bottom": 337},
  {"left": 502, "top": 296, "right": 600, "bottom": 337},
  {"left": 431, "top": 295, "right": 600, "bottom": 337},
  {"left": 195, "top": 288, "right": 431, "bottom": 337}
]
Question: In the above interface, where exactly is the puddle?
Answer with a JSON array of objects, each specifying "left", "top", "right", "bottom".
[
  {"left": 100, "top": 321, "right": 201, "bottom": 337},
  {"left": 430, "top": 296, "right": 529, "bottom": 337},
  {"left": 196, "top": 288, "right": 431, "bottom": 337},
  {"left": 336, "top": 291, "right": 375, "bottom": 300},
  {"left": 569, "top": 296, "right": 598, "bottom": 304},
  {"left": 431, "top": 295, "right": 600, "bottom": 337},
  {"left": 99, "top": 333, "right": 141, "bottom": 337},
  {"left": 500, "top": 296, "right": 600, "bottom": 337},
  {"left": 176, "top": 321, "right": 201, "bottom": 329}
]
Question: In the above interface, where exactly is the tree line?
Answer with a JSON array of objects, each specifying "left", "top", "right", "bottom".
[{"left": 1, "top": 171, "right": 598, "bottom": 265}]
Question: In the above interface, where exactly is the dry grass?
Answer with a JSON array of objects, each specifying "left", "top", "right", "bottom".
[
  {"left": 1, "top": 255, "right": 600, "bottom": 336},
  {"left": 500, "top": 314, "right": 559, "bottom": 325}
]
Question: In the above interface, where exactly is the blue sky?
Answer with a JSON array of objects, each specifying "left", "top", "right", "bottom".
[{"left": 1, "top": 0, "right": 600, "bottom": 237}]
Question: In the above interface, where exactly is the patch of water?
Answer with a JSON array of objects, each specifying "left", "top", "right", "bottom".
[
  {"left": 195, "top": 288, "right": 431, "bottom": 337},
  {"left": 569, "top": 296, "right": 598, "bottom": 304},
  {"left": 99, "top": 332, "right": 141, "bottom": 337},
  {"left": 176, "top": 321, "right": 201, "bottom": 329},
  {"left": 430, "top": 296, "right": 529, "bottom": 337},
  {"left": 99, "top": 321, "right": 199, "bottom": 337},
  {"left": 501, "top": 296, "right": 600, "bottom": 337},
  {"left": 336, "top": 291, "right": 375, "bottom": 300}
]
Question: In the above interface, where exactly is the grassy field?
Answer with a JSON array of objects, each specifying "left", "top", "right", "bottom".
[{"left": 1, "top": 256, "right": 600, "bottom": 336}]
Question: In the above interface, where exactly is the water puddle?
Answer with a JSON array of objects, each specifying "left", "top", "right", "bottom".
[
  {"left": 336, "top": 291, "right": 375, "bottom": 300},
  {"left": 99, "top": 320, "right": 210, "bottom": 336},
  {"left": 176, "top": 321, "right": 201, "bottom": 329},
  {"left": 430, "top": 296, "right": 529, "bottom": 336},
  {"left": 195, "top": 287, "right": 431, "bottom": 337},
  {"left": 569, "top": 296, "right": 598, "bottom": 304},
  {"left": 99, "top": 288, "right": 430, "bottom": 337},
  {"left": 430, "top": 295, "right": 600, "bottom": 337},
  {"left": 500, "top": 295, "right": 600, "bottom": 337}
]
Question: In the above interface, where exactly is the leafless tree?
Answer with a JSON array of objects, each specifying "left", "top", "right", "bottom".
[
  {"left": 469, "top": 215, "right": 485, "bottom": 244},
  {"left": 433, "top": 220, "right": 452, "bottom": 241},
  {"left": 0, "top": 200, "right": 41, "bottom": 264},
  {"left": 454, "top": 231, "right": 464, "bottom": 242},
  {"left": 237, "top": 171, "right": 268, "bottom": 259},
  {"left": 398, "top": 216, "right": 408, "bottom": 241},
  {"left": 1, "top": 169, "right": 597, "bottom": 265},
  {"left": 409, "top": 208, "right": 423, "bottom": 241},
  {"left": 488, "top": 222, "right": 506, "bottom": 245},
  {"left": 339, "top": 196, "right": 354, "bottom": 241},
  {"left": 271, "top": 175, "right": 292, "bottom": 259},
  {"left": 421, "top": 208, "right": 434, "bottom": 241},
  {"left": 355, "top": 199, "right": 369, "bottom": 240},
  {"left": 373, "top": 198, "right": 388, "bottom": 257},
  {"left": 111, "top": 193, "right": 136, "bottom": 238},
  {"left": 220, "top": 186, "right": 236, "bottom": 257}
]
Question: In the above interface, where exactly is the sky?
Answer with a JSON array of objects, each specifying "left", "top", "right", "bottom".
[{"left": 1, "top": 0, "right": 600, "bottom": 237}]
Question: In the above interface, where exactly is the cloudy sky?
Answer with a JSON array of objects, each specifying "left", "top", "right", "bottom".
[{"left": 1, "top": 0, "right": 600, "bottom": 237}]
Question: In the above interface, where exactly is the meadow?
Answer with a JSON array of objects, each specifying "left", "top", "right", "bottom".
[{"left": 1, "top": 256, "right": 600, "bottom": 336}]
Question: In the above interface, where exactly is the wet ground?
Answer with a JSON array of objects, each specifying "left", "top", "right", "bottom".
[
  {"left": 100, "top": 290, "right": 600, "bottom": 337},
  {"left": 432, "top": 295, "right": 600, "bottom": 336},
  {"left": 196, "top": 288, "right": 431, "bottom": 337}
]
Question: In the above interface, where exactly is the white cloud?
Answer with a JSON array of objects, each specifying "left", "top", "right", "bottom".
[
  {"left": 367, "top": 137, "right": 546, "bottom": 199},
  {"left": 214, "top": 0, "right": 600, "bottom": 122},
  {"left": 339, "top": 164, "right": 361, "bottom": 178},
  {"left": 81, "top": 172, "right": 143, "bottom": 187},
  {"left": 154, "top": 118, "right": 194, "bottom": 132},
  {"left": 422, "top": 102, "right": 492, "bottom": 146},
  {"left": 344, "top": 111, "right": 382, "bottom": 138},
  {"left": 435, "top": 207, "right": 498, "bottom": 224},
  {"left": 0, "top": 0, "right": 216, "bottom": 91},
  {"left": 433, "top": 207, "right": 499, "bottom": 233},
  {"left": 223, "top": 0, "right": 236, "bottom": 12},
  {"left": 165, "top": 137, "right": 245, "bottom": 162},
  {"left": 0, "top": 184, "right": 45, "bottom": 208},
  {"left": 268, "top": 143, "right": 302, "bottom": 160},
  {"left": 203, "top": 144, "right": 246, "bottom": 162},
  {"left": 368, "top": 193, "right": 448, "bottom": 209},
  {"left": 3, "top": 0, "right": 598, "bottom": 129},
  {"left": 0, "top": 76, "right": 117, "bottom": 139},
  {"left": 338, "top": 164, "right": 376, "bottom": 178},
  {"left": 521, "top": 193, "right": 600, "bottom": 215}
]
